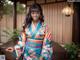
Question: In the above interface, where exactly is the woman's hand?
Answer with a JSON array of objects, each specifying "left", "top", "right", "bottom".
[
  {"left": 30, "top": 52, "right": 36, "bottom": 58},
  {"left": 5, "top": 47, "right": 14, "bottom": 52},
  {"left": 29, "top": 50, "right": 36, "bottom": 58},
  {"left": 40, "top": 56, "right": 44, "bottom": 60}
]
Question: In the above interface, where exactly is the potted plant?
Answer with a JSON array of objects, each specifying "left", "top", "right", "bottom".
[{"left": 64, "top": 43, "right": 79, "bottom": 60}]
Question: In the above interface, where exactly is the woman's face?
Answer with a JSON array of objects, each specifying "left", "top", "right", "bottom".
[{"left": 31, "top": 11, "right": 40, "bottom": 21}]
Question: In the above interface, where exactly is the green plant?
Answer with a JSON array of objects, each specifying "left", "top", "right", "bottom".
[
  {"left": 0, "top": 0, "right": 25, "bottom": 15},
  {"left": 2, "top": 28, "right": 20, "bottom": 41},
  {"left": 64, "top": 43, "right": 79, "bottom": 60}
]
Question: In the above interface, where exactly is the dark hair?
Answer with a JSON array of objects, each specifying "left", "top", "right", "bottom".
[{"left": 23, "top": 3, "right": 44, "bottom": 32}]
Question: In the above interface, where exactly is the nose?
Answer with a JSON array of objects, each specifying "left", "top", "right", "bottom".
[{"left": 33, "top": 13, "right": 38, "bottom": 16}]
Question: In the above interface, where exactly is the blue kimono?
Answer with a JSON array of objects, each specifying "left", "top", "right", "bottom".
[{"left": 14, "top": 21, "right": 53, "bottom": 60}]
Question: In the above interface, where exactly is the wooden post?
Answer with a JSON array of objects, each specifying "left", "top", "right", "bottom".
[
  {"left": 0, "top": 20, "right": 1, "bottom": 43},
  {"left": 45, "top": 0, "right": 46, "bottom": 4},
  {"left": 13, "top": 0, "right": 17, "bottom": 29},
  {"left": 72, "top": 3, "right": 80, "bottom": 44},
  {"left": 0, "top": 0, "right": 4, "bottom": 43},
  {"left": 25, "top": 0, "right": 27, "bottom": 14},
  {"left": 34, "top": 0, "right": 36, "bottom": 3}
]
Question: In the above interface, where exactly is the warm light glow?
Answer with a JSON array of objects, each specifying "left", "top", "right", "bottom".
[
  {"left": 6, "top": 0, "right": 13, "bottom": 5},
  {"left": 62, "top": 6, "right": 74, "bottom": 16},
  {"left": 22, "top": 4, "right": 26, "bottom": 8}
]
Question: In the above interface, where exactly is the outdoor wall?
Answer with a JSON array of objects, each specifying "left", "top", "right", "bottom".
[
  {"left": 42, "top": 2, "right": 73, "bottom": 44},
  {"left": 0, "top": 2, "right": 73, "bottom": 44}
]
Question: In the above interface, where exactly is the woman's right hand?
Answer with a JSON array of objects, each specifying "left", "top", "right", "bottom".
[
  {"left": 5, "top": 47, "right": 14, "bottom": 52},
  {"left": 40, "top": 56, "right": 44, "bottom": 60}
]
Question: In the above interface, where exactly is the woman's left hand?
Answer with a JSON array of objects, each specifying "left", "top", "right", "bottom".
[{"left": 40, "top": 56, "right": 44, "bottom": 60}]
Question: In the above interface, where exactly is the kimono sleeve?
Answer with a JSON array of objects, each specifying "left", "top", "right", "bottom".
[
  {"left": 41, "top": 25, "right": 53, "bottom": 60},
  {"left": 17, "top": 32, "right": 26, "bottom": 47},
  {"left": 14, "top": 32, "right": 26, "bottom": 57}
]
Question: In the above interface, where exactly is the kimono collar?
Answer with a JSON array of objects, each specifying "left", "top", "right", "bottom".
[{"left": 29, "top": 21, "right": 42, "bottom": 39}]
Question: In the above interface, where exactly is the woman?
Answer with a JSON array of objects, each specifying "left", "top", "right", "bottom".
[{"left": 6, "top": 3, "right": 53, "bottom": 60}]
